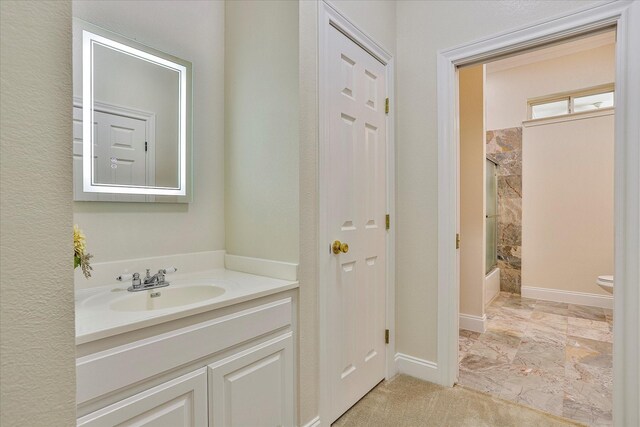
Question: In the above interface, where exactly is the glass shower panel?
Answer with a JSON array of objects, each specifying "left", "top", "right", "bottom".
[{"left": 486, "top": 159, "right": 498, "bottom": 273}]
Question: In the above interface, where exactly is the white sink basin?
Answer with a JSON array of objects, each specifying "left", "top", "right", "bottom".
[{"left": 110, "top": 285, "right": 226, "bottom": 312}]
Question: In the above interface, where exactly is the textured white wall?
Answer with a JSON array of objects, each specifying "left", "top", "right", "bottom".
[
  {"left": 298, "top": 1, "right": 396, "bottom": 424},
  {"left": 72, "top": 0, "right": 225, "bottom": 263},
  {"left": 0, "top": 1, "right": 76, "bottom": 425},
  {"left": 459, "top": 65, "right": 486, "bottom": 319},
  {"left": 395, "top": 0, "right": 606, "bottom": 363},
  {"left": 225, "top": 0, "right": 299, "bottom": 263}
]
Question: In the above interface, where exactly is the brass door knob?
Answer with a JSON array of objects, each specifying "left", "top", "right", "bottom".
[{"left": 332, "top": 240, "right": 349, "bottom": 254}]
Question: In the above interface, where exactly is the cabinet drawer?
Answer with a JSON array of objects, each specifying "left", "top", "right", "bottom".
[
  {"left": 77, "top": 298, "right": 292, "bottom": 404},
  {"left": 78, "top": 368, "right": 207, "bottom": 427},
  {"left": 208, "top": 333, "right": 294, "bottom": 427}
]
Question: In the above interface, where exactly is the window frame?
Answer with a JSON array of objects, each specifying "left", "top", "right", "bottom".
[{"left": 527, "top": 83, "right": 615, "bottom": 120}]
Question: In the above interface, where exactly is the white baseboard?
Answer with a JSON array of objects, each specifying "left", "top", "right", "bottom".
[
  {"left": 301, "top": 416, "right": 321, "bottom": 427},
  {"left": 75, "top": 250, "right": 225, "bottom": 289},
  {"left": 224, "top": 254, "right": 298, "bottom": 281},
  {"left": 459, "top": 313, "right": 487, "bottom": 333},
  {"left": 522, "top": 285, "right": 613, "bottom": 309},
  {"left": 394, "top": 353, "right": 439, "bottom": 384}
]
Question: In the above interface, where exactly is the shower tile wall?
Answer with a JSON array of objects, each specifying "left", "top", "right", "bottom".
[{"left": 486, "top": 127, "right": 522, "bottom": 293}]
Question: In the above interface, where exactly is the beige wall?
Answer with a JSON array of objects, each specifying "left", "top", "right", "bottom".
[
  {"left": 225, "top": 0, "right": 299, "bottom": 263},
  {"left": 299, "top": 1, "right": 396, "bottom": 423},
  {"left": 522, "top": 114, "right": 614, "bottom": 294},
  {"left": 459, "top": 65, "right": 486, "bottom": 318},
  {"left": 395, "top": 0, "right": 605, "bottom": 363},
  {"left": 0, "top": 1, "right": 76, "bottom": 425},
  {"left": 486, "top": 40, "right": 614, "bottom": 296},
  {"left": 72, "top": 1, "right": 225, "bottom": 263},
  {"left": 486, "top": 43, "right": 615, "bottom": 130}
]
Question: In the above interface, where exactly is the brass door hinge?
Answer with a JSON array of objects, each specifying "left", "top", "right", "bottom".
[
  {"left": 385, "top": 97, "right": 390, "bottom": 114},
  {"left": 385, "top": 214, "right": 390, "bottom": 230},
  {"left": 456, "top": 233, "right": 460, "bottom": 249},
  {"left": 385, "top": 329, "right": 390, "bottom": 344}
]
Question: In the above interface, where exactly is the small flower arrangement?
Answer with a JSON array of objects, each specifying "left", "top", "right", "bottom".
[{"left": 74, "top": 225, "right": 93, "bottom": 279}]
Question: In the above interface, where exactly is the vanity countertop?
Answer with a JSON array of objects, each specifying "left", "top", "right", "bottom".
[{"left": 75, "top": 268, "right": 298, "bottom": 345}]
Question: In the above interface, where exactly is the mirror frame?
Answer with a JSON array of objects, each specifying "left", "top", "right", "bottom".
[{"left": 77, "top": 19, "right": 192, "bottom": 201}]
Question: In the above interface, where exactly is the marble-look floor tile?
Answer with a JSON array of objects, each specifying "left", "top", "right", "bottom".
[
  {"left": 469, "top": 330, "right": 521, "bottom": 363},
  {"left": 565, "top": 362, "right": 612, "bottom": 391},
  {"left": 567, "top": 317, "right": 610, "bottom": 332},
  {"left": 459, "top": 330, "right": 480, "bottom": 362},
  {"left": 460, "top": 329, "right": 481, "bottom": 340},
  {"left": 562, "top": 398, "right": 612, "bottom": 427},
  {"left": 567, "top": 304, "right": 606, "bottom": 322},
  {"left": 534, "top": 300, "right": 569, "bottom": 317},
  {"left": 524, "top": 321, "right": 567, "bottom": 347},
  {"left": 567, "top": 324, "right": 612, "bottom": 343},
  {"left": 487, "top": 317, "right": 529, "bottom": 335},
  {"left": 500, "top": 367, "right": 565, "bottom": 417},
  {"left": 529, "top": 314, "right": 568, "bottom": 332},
  {"left": 513, "top": 340, "right": 566, "bottom": 373},
  {"left": 458, "top": 294, "right": 613, "bottom": 426},
  {"left": 563, "top": 363, "right": 613, "bottom": 427},
  {"left": 503, "top": 296, "right": 535, "bottom": 310},
  {"left": 566, "top": 336, "right": 613, "bottom": 369}
]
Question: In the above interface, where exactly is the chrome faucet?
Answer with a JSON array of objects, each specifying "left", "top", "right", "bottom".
[{"left": 117, "top": 267, "right": 177, "bottom": 292}]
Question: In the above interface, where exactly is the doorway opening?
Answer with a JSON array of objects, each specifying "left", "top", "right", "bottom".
[{"left": 456, "top": 30, "right": 616, "bottom": 425}]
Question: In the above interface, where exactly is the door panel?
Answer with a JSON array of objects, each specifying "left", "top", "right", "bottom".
[
  {"left": 326, "top": 25, "right": 387, "bottom": 423},
  {"left": 77, "top": 368, "right": 207, "bottom": 427},
  {"left": 208, "top": 334, "right": 294, "bottom": 427},
  {"left": 73, "top": 106, "right": 147, "bottom": 202}
]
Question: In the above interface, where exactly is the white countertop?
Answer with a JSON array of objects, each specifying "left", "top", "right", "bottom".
[{"left": 75, "top": 268, "right": 298, "bottom": 345}]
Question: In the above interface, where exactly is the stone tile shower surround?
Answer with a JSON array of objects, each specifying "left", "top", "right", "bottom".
[{"left": 487, "top": 127, "right": 522, "bottom": 293}]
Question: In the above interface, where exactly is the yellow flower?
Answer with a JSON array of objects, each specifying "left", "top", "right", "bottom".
[{"left": 74, "top": 224, "right": 86, "bottom": 255}]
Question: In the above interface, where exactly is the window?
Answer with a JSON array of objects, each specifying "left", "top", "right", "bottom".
[{"left": 528, "top": 84, "right": 614, "bottom": 120}]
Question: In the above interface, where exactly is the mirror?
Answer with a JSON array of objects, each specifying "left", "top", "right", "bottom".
[{"left": 73, "top": 19, "right": 192, "bottom": 202}]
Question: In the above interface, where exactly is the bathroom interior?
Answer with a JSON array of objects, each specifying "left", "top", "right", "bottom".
[
  {"left": 2, "top": 1, "right": 639, "bottom": 427},
  {"left": 457, "top": 30, "right": 616, "bottom": 426}
]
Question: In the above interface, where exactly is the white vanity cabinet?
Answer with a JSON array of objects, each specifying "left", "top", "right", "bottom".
[
  {"left": 76, "top": 291, "right": 297, "bottom": 427},
  {"left": 208, "top": 333, "right": 294, "bottom": 427},
  {"left": 77, "top": 368, "right": 208, "bottom": 427}
]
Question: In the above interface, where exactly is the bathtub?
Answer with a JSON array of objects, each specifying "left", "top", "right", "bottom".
[{"left": 485, "top": 267, "right": 500, "bottom": 306}]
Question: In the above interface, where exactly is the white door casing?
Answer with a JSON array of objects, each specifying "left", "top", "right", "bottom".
[
  {"left": 437, "top": 2, "right": 640, "bottom": 425},
  {"left": 325, "top": 24, "right": 387, "bottom": 423}
]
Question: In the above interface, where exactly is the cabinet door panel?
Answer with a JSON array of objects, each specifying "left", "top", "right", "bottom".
[
  {"left": 77, "top": 368, "right": 207, "bottom": 427},
  {"left": 208, "top": 333, "right": 294, "bottom": 427}
]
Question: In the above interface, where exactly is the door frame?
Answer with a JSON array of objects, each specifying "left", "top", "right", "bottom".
[
  {"left": 318, "top": 0, "right": 396, "bottom": 424},
  {"left": 436, "top": 1, "right": 639, "bottom": 424}
]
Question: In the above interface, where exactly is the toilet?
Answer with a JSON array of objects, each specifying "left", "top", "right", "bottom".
[{"left": 596, "top": 275, "right": 614, "bottom": 294}]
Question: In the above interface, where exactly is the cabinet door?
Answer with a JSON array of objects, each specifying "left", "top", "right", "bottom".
[
  {"left": 77, "top": 368, "right": 207, "bottom": 427},
  {"left": 208, "top": 333, "right": 294, "bottom": 427}
]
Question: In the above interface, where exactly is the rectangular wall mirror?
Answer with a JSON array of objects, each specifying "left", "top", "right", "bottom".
[{"left": 73, "top": 19, "right": 192, "bottom": 202}]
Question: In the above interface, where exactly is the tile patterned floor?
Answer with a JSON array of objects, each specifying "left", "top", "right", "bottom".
[{"left": 458, "top": 292, "right": 613, "bottom": 427}]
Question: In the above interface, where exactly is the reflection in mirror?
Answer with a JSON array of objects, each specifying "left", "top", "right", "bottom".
[{"left": 73, "top": 19, "right": 192, "bottom": 202}]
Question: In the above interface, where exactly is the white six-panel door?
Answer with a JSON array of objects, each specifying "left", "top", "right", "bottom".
[
  {"left": 326, "top": 25, "right": 387, "bottom": 423},
  {"left": 73, "top": 106, "right": 147, "bottom": 202}
]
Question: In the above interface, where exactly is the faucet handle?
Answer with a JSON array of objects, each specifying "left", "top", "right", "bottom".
[
  {"left": 116, "top": 272, "right": 142, "bottom": 290},
  {"left": 162, "top": 267, "right": 178, "bottom": 274},
  {"left": 132, "top": 272, "right": 141, "bottom": 289}
]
